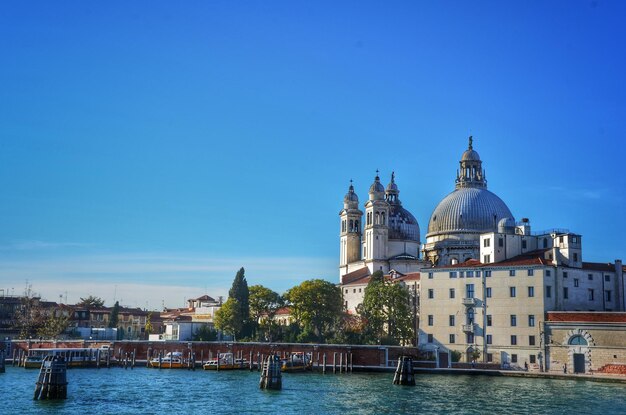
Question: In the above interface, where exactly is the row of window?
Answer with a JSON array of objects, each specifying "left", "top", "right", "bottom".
[
  {"left": 427, "top": 285, "right": 535, "bottom": 299},
  {"left": 427, "top": 333, "right": 537, "bottom": 347},
  {"left": 366, "top": 211, "right": 387, "bottom": 226},
  {"left": 427, "top": 314, "right": 536, "bottom": 328}
]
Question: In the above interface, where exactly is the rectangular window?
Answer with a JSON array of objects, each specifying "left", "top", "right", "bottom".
[
  {"left": 449, "top": 271, "right": 457, "bottom": 278},
  {"left": 573, "top": 253, "right": 578, "bottom": 262},
  {"left": 522, "top": 240, "right": 527, "bottom": 249},
  {"left": 466, "top": 333, "right": 474, "bottom": 343},
  {"left": 467, "top": 271, "right": 474, "bottom": 278},
  {"left": 605, "top": 275, "right": 610, "bottom": 282},
  {"left": 466, "top": 283, "right": 475, "bottom": 298},
  {"left": 483, "top": 255, "right": 491, "bottom": 263},
  {"left": 528, "top": 315, "right": 535, "bottom": 327},
  {"left": 449, "top": 315, "right": 455, "bottom": 326},
  {"left": 499, "top": 238, "right": 504, "bottom": 247},
  {"left": 476, "top": 271, "right": 481, "bottom": 278},
  {"left": 511, "top": 354, "right": 518, "bottom": 363},
  {"left": 428, "top": 289, "right": 434, "bottom": 299},
  {"left": 428, "top": 315, "right": 433, "bottom": 326},
  {"left": 606, "top": 290, "right": 612, "bottom": 302},
  {"left": 427, "top": 334, "right": 433, "bottom": 343},
  {"left": 529, "top": 335, "right": 536, "bottom": 346},
  {"left": 486, "top": 334, "right": 492, "bottom": 344},
  {"left": 353, "top": 289, "right": 356, "bottom": 293},
  {"left": 563, "top": 287, "right": 569, "bottom": 299},
  {"left": 428, "top": 272, "right": 434, "bottom": 279},
  {"left": 449, "top": 334, "right": 455, "bottom": 344},
  {"left": 589, "top": 289, "right": 595, "bottom": 301},
  {"left": 574, "top": 278, "right": 579, "bottom": 287},
  {"left": 487, "top": 315, "right": 492, "bottom": 326},
  {"left": 511, "top": 335, "right": 517, "bottom": 345},
  {"left": 528, "top": 286, "right": 535, "bottom": 297},
  {"left": 359, "top": 288, "right": 362, "bottom": 293},
  {"left": 510, "top": 286, "right": 516, "bottom": 297},
  {"left": 485, "top": 270, "right": 492, "bottom": 278},
  {"left": 527, "top": 269, "right": 534, "bottom": 276},
  {"left": 484, "top": 238, "right": 491, "bottom": 247},
  {"left": 509, "top": 270, "right": 516, "bottom": 277},
  {"left": 486, "top": 287, "right": 492, "bottom": 298},
  {"left": 588, "top": 273, "right": 593, "bottom": 280},
  {"left": 546, "top": 285, "right": 552, "bottom": 298},
  {"left": 563, "top": 271, "right": 568, "bottom": 278},
  {"left": 530, "top": 355, "right": 536, "bottom": 364},
  {"left": 546, "top": 269, "right": 551, "bottom": 276},
  {"left": 510, "top": 315, "right": 517, "bottom": 327},
  {"left": 487, "top": 353, "right": 493, "bottom": 363},
  {"left": 459, "top": 271, "right": 464, "bottom": 278},
  {"left": 345, "top": 289, "right": 348, "bottom": 294},
  {"left": 449, "top": 288, "right": 455, "bottom": 299}
]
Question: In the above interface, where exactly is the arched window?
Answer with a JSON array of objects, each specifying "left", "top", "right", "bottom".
[
  {"left": 349, "top": 220, "right": 354, "bottom": 232},
  {"left": 568, "top": 335, "right": 588, "bottom": 346},
  {"left": 381, "top": 212, "right": 386, "bottom": 225},
  {"left": 375, "top": 212, "right": 380, "bottom": 225}
]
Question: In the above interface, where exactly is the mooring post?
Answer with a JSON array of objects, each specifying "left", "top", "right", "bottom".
[
  {"left": 349, "top": 353, "right": 353, "bottom": 373},
  {"left": 339, "top": 353, "right": 343, "bottom": 374},
  {"left": 333, "top": 352, "right": 337, "bottom": 374},
  {"left": 259, "top": 354, "right": 282, "bottom": 390},
  {"left": 322, "top": 353, "right": 327, "bottom": 374},
  {"left": 393, "top": 356, "right": 415, "bottom": 386}
]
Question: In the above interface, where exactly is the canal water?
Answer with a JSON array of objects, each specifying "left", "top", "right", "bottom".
[{"left": 3, "top": 366, "right": 626, "bottom": 414}]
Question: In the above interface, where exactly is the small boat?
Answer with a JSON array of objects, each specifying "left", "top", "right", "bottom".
[
  {"left": 149, "top": 351, "right": 186, "bottom": 369},
  {"left": 281, "top": 352, "right": 312, "bottom": 372},
  {"left": 203, "top": 352, "right": 248, "bottom": 370}
]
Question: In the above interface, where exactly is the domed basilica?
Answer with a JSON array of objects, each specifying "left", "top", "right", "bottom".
[{"left": 339, "top": 137, "right": 515, "bottom": 279}]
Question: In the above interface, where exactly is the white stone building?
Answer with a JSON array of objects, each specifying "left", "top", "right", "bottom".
[{"left": 339, "top": 172, "right": 429, "bottom": 280}]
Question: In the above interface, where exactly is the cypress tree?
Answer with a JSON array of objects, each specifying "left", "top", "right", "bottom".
[{"left": 228, "top": 267, "right": 250, "bottom": 338}]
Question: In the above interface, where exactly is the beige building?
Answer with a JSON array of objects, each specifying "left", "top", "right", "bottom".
[{"left": 545, "top": 312, "right": 626, "bottom": 374}]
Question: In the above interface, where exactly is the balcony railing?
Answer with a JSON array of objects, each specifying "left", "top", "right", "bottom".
[
  {"left": 462, "top": 297, "right": 475, "bottom": 306},
  {"left": 462, "top": 324, "right": 475, "bottom": 333}
]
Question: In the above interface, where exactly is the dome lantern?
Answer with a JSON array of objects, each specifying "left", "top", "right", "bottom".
[
  {"left": 368, "top": 170, "right": 385, "bottom": 200},
  {"left": 456, "top": 136, "right": 487, "bottom": 189}
]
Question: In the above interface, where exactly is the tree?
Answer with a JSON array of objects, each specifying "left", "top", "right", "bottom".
[
  {"left": 37, "top": 311, "right": 69, "bottom": 339},
  {"left": 228, "top": 267, "right": 250, "bottom": 338},
  {"left": 145, "top": 312, "right": 154, "bottom": 337},
  {"left": 359, "top": 271, "right": 414, "bottom": 345},
  {"left": 193, "top": 325, "right": 218, "bottom": 341},
  {"left": 285, "top": 279, "right": 343, "bottom": 342},
  {"left": 214, "top": 298, "right": 242, "bottom": 340},
  {"left": 108, "top": 301, "right": 120, "bottom": 328},
  {"left": 77, "top": 295, "right": 105, "bottom": 308},
  {"left": 249, "top": 285, "right": 283, "bottom": 341},
  {"left": 13, "top": 296, "right": 46, "bottom": 339}
]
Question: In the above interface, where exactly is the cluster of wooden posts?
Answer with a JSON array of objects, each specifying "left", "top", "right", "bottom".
[
  {"left": 393, "top": 356, "right": 415, "bottom": 386},
  {"left": 33, "top": 356, "right": 67, "bottom": 400}
]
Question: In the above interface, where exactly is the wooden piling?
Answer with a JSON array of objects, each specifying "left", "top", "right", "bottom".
[
  {"left": 349, "top": 353, "right": 353, "bottom": 373},
  {"left": 12, "top": 349, "right": 17, "bottom": 366},
  {"left": 0, "top": 350, "right": 5, "bottom": 373},
  {"left": 200, "top": 349, "right": 204, "bottom": 366},
  {"left": 249, "top": 351, "right": 253, "bottom": 371},
  {"left": 259, "top": 355, "right": 282, "bottom": 390},
  {"left": 392, "top": 356, "right": 415, "bottom": 386},
  {"left": 34, "top": 356, "right": 67, "bottom": 400},
  {"left": 146, "top": 348, "right": 152, "bottom": 368},
  {"left": 339, "top": 353, "right": 343, "bottom": 374},
  {"left": 333, "top": 352, "right": 337, "bottom": 374},
  {"left": 322, "top": 353, "right": 327, "bottom": 374}
]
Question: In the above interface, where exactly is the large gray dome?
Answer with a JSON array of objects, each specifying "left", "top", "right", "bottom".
[
  {"left": 426, "top": 187, "right": 514, "bottom": 237},
  {"left": 388, "top": 205, "right": 420, "bottom": 242}
]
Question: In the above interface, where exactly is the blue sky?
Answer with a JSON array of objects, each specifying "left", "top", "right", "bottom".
[{"left": 1, "top": 1, "right": 625, "bottom": 309}]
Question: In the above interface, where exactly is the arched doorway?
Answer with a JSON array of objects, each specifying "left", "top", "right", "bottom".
[{"left": 566, "top": 330, "right": 594, "bottom": 374}]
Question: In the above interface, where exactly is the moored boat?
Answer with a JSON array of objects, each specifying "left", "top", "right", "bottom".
[
  {"left": 202, "top": 352, "right": 248, "bottom": 370},
  {"left": 149, "top": 351, "right": 186, "bottom": 368},
  {"left": 281, "top": 352, "right": 312, "bottom": 372}
]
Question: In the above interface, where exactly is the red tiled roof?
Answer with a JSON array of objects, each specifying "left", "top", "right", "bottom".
[
  {"left": 275, "top": 307, "right": 291, "bottom": 315},
  {"left": 341, "top": 267, "right": 371, "bottom": 285},
  {"left": 582, "top": 262, "right": 617, "bottom": 272},
  {"left": 396, "top": 272, "right": 420, "bottom": 282},
  {"left": 434, "top": 250, "right": 553, "bottom": 269},
  {"left": 547, "top": 312, "right": 626, "bottom": 323}
]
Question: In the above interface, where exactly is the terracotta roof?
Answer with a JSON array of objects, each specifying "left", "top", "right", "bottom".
[
  {"left": 434, "top": 250, "right": 553, "bottom": 269},
  {"left": 190, "top": 294, "right": 217, "bottom": 302},
  {"left": 275, "top": 307, "right": 291, "bottom": 316},
  {"left": 396, "top": 272, "right": 420, "bottom": 282},
  {"left": 341, "top": 267, "right": 371, "bottom": 285},
  {"left": 547, "top": 312, "right": 626, "bottom": 323},
  {"left": 582, "top": 262, "right": 618, "bottom": 272}
]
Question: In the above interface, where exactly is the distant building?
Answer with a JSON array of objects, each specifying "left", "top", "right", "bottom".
[{"left": 151, "top": 294, "right": 221, "bottom": 341}]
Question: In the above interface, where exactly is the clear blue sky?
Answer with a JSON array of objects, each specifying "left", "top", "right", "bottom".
[{"left": 1, "top": 1, "right": 625, "bottom": 309}]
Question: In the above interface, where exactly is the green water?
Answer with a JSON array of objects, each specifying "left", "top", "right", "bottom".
[{"left": 2, "top": 366, "right": 626, "bottom": 414}]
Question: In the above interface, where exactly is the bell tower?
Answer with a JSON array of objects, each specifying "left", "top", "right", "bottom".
[
  {"left": 339, "top": 180, "right": 363, "bottom": 278},
  {"left": 363, "top": 171, "right": 389, "bottom": 274}
]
